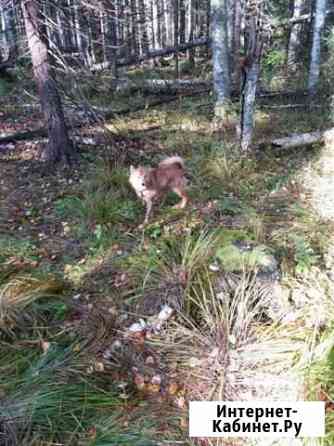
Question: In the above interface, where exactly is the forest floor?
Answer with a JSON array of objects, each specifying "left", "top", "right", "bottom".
[{"left": 1, "top": 67, "right": 334, "bottom": 445}]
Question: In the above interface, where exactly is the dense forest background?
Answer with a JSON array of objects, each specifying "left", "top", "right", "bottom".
[
  {"left": 2, "top": 1, "right": 334, "bottom": 445},
  {"left": 1, "top": 0, "right": 334, "bottom": 158}
]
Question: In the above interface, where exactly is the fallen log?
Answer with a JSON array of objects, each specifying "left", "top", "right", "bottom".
[
  {"left": 109, "top": 75, "right": 310, "bottom": 101},
  {"left": 93, "top": 90, "right": 209, "bottom": 120},
  {"left": 0, "top": 128, "right": 47, "bottom": 144},
  {"left": 110, "top": 77, "right": 311, "bottom": 101},
  {"left": 91, "top": 38, "right": 209, "bottom": 72},
  {"left": 269, "top": 128, "right": 334, "bottom": 150},
  {"left": 0, "top": 91, "right": 207, "bottom": 145},
  {"left": 111, "top": 78, "right": 211, "bottom": 95}
]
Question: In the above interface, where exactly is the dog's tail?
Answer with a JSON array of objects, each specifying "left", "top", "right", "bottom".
[{"left": 159, "top": 155, "right": 184, "bottom": 169}]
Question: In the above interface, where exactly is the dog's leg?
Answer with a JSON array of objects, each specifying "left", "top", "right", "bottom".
[
  {"left": 172, "top": 187, "right": 188, "bottom": 209},
  {"left": 144, "top": 198, "right": 153, "bottom": 224}
]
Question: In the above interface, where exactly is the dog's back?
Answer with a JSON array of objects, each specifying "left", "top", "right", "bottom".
[
  {"left": 158, "top": 156, "right": 184, "bottom": 169},
  {"left": 146, "top": 157, "right": 185, "bottom": 191}
]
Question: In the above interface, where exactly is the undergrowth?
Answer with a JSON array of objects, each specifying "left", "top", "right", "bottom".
[{"left": 2, "top": 69, "right": 334, "bottom": 445}]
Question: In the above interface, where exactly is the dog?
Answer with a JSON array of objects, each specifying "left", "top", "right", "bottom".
[{"left": 129, "top": 156, "right": 188, "bottom": 224}]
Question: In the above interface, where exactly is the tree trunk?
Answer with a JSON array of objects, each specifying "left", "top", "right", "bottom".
[
  {"left": 1, "top": 0, "right": 17, "bottom": 62},
  {"left": 211, "top": 0, "right": 231, "bottom": 118},
  {"left": 233, "top": 0, "right": 242, "bottom": 88},
  {"left": 124, "top": 0, "right": 132, "bottom": 58},
  {"left": 167, "top": 0, "right": 174, "bottom": 46},
  {"left": 130, "top": 0, "right": 140, "bottom": 55},
  {"left": 106, "top": 0, "right": 118, "bottom": 77},
  {"left": 287, "top": 0, "right": 304, "bottom": 70},
  {"left": 116, "top": 0, "right": 124, "bottom": 48},
  {"left": 138, "top": 0, "right": 149, "bottom": 54},
  {"left": 188, "top": 0, "right": 195, "bottom": 66},
  {"left": 91, "top": 37, "right": 208, "bottom": 71},
  {"left": 100, "top": 8, "right": 107, "bottom": 64},
  {"left": 149, "top": 0, "right": 155, "bottom": 51},
  {"left": 22, "top": 0, "right": 74, "bottom": 165},
  {"left": 205, "top": 0, "right": 210, "bottom": 57},
  {"left": 153, "top": 0, "right": 160, "bottom": 49},
  {"left": 227, "top": 0, "right": 234, "bottom": 53},
  {"left": 308, "top": 0, "right": 327, "bottom": 94},
  {"left": 240, "top": 61, "right": 260, "bottom": 151},
  {"left": 62, "top": 0, "right": 74, "bottom": 52},
  {"left": 161, "top": 0, "right": 168, "bottom": 47},
  {"left": 86, "top": 15, "right": 97, "bottom": 65},
  {"left": 239, "top": 2, "right": 265, "bottom": 152},
  {"left": 179, "top": 0, "right": 186, "bottom": 44},
  {"left": 174, "top": 0, "right": 179, "bottom": 78}
]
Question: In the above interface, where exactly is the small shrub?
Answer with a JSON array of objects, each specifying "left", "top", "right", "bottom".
[{"left": 289, "top": 234, "right": 320, "bottom": 275}]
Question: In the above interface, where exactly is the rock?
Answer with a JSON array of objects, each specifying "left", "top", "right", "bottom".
[
  {"left": 216, "top": 241, "right": 278, "bottom": 275},
  {"left": 215, "top": 243, "right": 293, "bottom": 322}
]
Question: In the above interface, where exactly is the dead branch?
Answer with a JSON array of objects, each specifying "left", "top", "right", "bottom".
[
  {"left": 111, "top": 78, "right": 211, "bottom": 95},
  {"left": 0, "top": 92, "right": 206, "bottom": 145},
  {"left": 267, "top": 127, "right": 334, "bottom": 150},
  {"left": 91, "top": 38, "right": 209, "bottom": 72}
]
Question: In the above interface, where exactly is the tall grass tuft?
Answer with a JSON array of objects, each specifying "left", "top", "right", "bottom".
[{"left": 0, "top": 275, "right": 65, "bottom": 333}]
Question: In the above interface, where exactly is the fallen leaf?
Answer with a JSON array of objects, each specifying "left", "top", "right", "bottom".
[
  {"left": 180, "top": 417, "right": 188, "bottom": 429},
  {"left": 146, "top": 383, "right": 160, "bottom": 393},
  {"left": 87, "top": 426, "right": 97, "bottom": 439},
  {"left": 134, "top": 373, "right": 145, "bottom": 390},
  {"left": 40, "top": 340, "right": 50, "bottom": 354},
  {"left": 168, "top": 382, "right": 178, "bottom": 395},
  {"left": 95, "top": 361, "right": 104, "bottom": 372}
]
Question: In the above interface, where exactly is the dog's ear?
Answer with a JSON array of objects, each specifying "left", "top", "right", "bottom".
[{"left": 130, "top": 165, "right": 135, "bottom": 174}]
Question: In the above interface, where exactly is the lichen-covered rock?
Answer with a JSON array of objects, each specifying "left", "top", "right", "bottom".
[{"left": 216, "top": 240, "right": 278, "bottom": 274}]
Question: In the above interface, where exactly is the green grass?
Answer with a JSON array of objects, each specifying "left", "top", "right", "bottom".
[
  {"left": 3, "top": 63, "right": 334, "bottom": 444},
  {"left": 55, "top": 164, "right": 141, "bottom": 228},
  {"left": 0, "top": 237, "right": 38, "bottom": 264},
  {"left": 0, "top": 343, "right": 131, "bottom": 444},
  {"left": 0, "top": 282, "right": 160, "bottom": 445}
]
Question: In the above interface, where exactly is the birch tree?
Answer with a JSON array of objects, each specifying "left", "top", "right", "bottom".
[
  {"left": 179, "top": 0, "right": 186, "bottom": 44},
  {"left": 287, "top": 0, "right": 304, "bottom": 70},
  {"left": 188, "top": 0, "right": 195, "bottom": 66},
  {"left": 233, "top": 0, "right": 242, "bottom": 87},
  {"left": 211, "top": 0, "right": 231, "bottom": 119},
  {"left": 308, "top": 0, "right": 327, "bottom": 94},
  {"left": 174, "top": 0, "right": 179, "bottom": 78},
  {"left": 22, "top": 0, "right": 75, "bottom": 165},
  {"left": 240, "top": 0, "right": 268, "bottom": 152},
  {"left": 1, "top": 0, "right": 17, "bottom": 61}
]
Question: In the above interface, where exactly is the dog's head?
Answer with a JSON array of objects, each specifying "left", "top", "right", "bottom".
[{"left": 129, "top": 165, "right": 147, "bottom": 194}]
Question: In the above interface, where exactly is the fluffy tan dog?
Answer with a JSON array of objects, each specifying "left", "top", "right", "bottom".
[{"left": 129, "top": 156, "right": 188, "bottom": 224}]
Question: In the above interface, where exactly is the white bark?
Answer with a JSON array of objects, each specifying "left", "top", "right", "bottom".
[
  {"left": 287, "top": 0, "right": 304, "bottom": 68},
  {"left": 1, "top": 1, "right": 16, "bottom": 60},
  {"left": 211, "top": 0, "right": 231, "bottom": 115},
  {"left": 308, "top": 0, "right": 327, "bottom": 93},
  {"left": 240, "top": 62, "right": 260, "bottom": 152},
  {"left": 152, "top": 0, "right": 159, "bottom": 49},
  {"left": 227, "top": 0, "right": 234, "bottom": 53}
]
